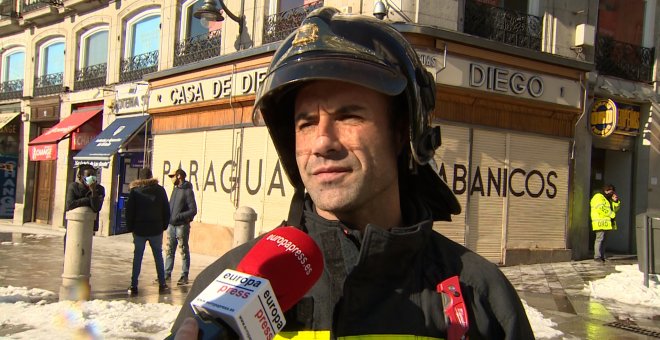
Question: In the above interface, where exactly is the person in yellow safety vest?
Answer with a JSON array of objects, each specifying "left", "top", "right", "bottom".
[{"left": 590, "top": 184, "right": 620, "bottom": 262}]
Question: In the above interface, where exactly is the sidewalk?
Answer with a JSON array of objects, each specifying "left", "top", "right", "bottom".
[
  {"left": 1, "top": 221, "right": 659, "bottom": 339},
  {"left": 0, "top": 221, "right": 217, "bottom": 306}
]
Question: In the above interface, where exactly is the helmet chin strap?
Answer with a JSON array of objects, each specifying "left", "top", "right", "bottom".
[{"left": 287, "top": 185, "right": 307, "bottom": 232}]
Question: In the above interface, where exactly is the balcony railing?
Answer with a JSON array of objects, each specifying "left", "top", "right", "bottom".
[
  {"left": 0, "top": 79, "right": 23, "bottom": 101},
  {"left": 0, "top": 0, "right": 20, "bottom": 18},
  {"left": 22, "top": 0, "right": 61, "bottom": 13},
  {"left": 263, "top": 0, "right": 323, "bottom": 44},
  {"left": 595, "top": 35, "right": 655, "bottom": 83},
  {"left": 464, "top": 0, "right": 542, "bottom": 51},
  {"left": 74, "top": 63, "right": 107, "bottom": 91},
  {"left": 174, "top": 29, "right": 222, "bottom": 67},
  {"left": 34, "top": 72, "right": 63, "bottom": 96},
  {"left": 119, "top": 50, "right": 159, "bottom": 84}
]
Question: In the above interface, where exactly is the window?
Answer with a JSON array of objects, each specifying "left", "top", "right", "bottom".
[
  {"left": 39, "top": 38, "right": 65, "bottom": 76},
  {"left": 180, "top": 0, "right": 213, "bottom": 39},
  {"left": 126, "top": 11, "right": 161, "bottom": 57},
  {"left": 121, "top": 9, "right": 161, "bottom": 83},
  {"left": 2, "top": 48, "right": 25, "bottom": 83},
  {"left": 81, "top": 28, "right": 109, "bottom": 67}
]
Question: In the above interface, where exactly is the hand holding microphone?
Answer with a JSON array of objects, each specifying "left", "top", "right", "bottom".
[{"left": 169, "top": 226, "right": 324, "bottom": 340}]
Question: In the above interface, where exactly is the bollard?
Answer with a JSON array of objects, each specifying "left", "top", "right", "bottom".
[
  {"left": 60, "top": 206, "right": 97, "bottom": 301},
  {"left": 233, "top": 206, "right": 257, "bottom": 247}
]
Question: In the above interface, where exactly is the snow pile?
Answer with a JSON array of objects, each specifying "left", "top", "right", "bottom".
[
  {"left": 522, "top": 299, "right": 564, "bottom": 339},
  {"left": 586, "top": 264, "right": 660, "bottom": 318},
  {"left": 0, "top": 287, "right": 179, "bottom": 339},
  {"left": 0, "top": 286, "right": 56, "bottom": 304}
]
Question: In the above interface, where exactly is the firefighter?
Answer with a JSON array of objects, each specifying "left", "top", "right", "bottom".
[{"left": 170, "top": 7, "right": 533, "bottom": 339}]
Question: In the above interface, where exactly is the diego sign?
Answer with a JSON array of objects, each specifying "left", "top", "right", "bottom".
[{"left": 590, "top": 99, "right": 618, "bottom": 137}]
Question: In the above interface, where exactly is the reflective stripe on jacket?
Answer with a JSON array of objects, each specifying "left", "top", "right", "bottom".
[{"left": 590, "top": 192, "right": 620, "bottom": 231}]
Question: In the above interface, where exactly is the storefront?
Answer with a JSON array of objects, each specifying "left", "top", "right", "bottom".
[
  {"left": 406, "top": 29, "right": 589, "bottom": 265},
  {"left": 586, "top": 86, "right": 651, "bottom": 257},
  {"left": 26, "top": 103, "right": 102, "bottom": 225},
  {"left": 0, "top": 105, "right": 21, "bottom": 218},
  {"left": 146, "top": 28, "right": 591, "bottom": 263},
  {"left": 147, "top": 51, "right": 294, "bottom": 256},
  {"left": 73, "top": 83, "right": 151, "bottom": 235}
]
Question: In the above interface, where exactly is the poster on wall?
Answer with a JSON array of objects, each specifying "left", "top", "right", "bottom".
[{"left": 0, "top": 155, "right": 18, "bottom": 218}]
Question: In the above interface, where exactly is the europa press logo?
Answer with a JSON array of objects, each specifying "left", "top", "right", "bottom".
[{"left": 590, "top": 99, "right": 618, "bottom": 137}]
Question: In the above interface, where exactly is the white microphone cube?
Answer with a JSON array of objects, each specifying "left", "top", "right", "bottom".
[{"left": 191, "top": 269, "right": 286, "bottom": 340}]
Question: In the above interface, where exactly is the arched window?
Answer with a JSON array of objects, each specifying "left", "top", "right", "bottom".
[
  {"left": 76, "top": 27, "right": 109, "bottom": 90},
  {"left": 81, "top": 27, "right": 109, "bottom": 67},
  {"left": 126, "top": 10, "right": 161, "bottom": 57},
  {"left": 39, "top": 38, "right": 65, "bottom": 76},
  {"left": 35, "top": 38, "right": 65, "bottom": 96},
  {"left": 0, "top": 47, "right": 25, "bottom": 99},
  {"left": 120, "top": 9, "right": 161, "bottom": 83},
  {"left": 180, "top": 0, "right": 210, "bottom": 39},
  {"left": 1, "top": 47, "right": 25, "bottom": 83}
]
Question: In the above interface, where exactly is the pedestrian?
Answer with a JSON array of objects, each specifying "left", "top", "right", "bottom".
[
  {"left": 170, "top": 7, "right": 533, "bottom": 339},
  {"left": 125, "top": 167, "right": 171, "bottom": 296},
  {"left": 164, "top": 168, "right": 197, "bottom": 286},
  {"left": 590, "top": 183, "right": 620, "bottom": 262},
  {"left": 64, "top": 164, "right": 105, "bottom": 252}
]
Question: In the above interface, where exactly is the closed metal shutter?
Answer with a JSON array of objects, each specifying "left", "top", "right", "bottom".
[
  {"left": 240, "top": 127, "right": 294, "bottom": 235},
  {"left": 153, "top": 128, "right": 295, "bottom": 238},
  {"left": 467, "top": 129, "right": 507, "bottom": 263},
  {"left": 431, "top": 123, "right": 570, "bottom": 264},
  {"left": 507, "top": 133, "right": 569, "bottom": 250},
  {"left": 152, "top": 132, "right": 206, "bottom": 221},
  {"left": 432, "top": 124, "right": 469, "bottom": 245},
  {"left": 202, "top": 129, "right": 243, "bottom": 227}
]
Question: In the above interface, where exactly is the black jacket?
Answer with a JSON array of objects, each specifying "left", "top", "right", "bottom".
[
  {"left": 65, "top": 181, "right": 105, "bottom": 213},
  {"left": 170, "top": 195, "right": 534, "bottom": 339},
  {"left": 125, "top": 178, "right": 170, "bottom": 237},
  {"left": 169, "top": 180, "right": 197, "bottom": 226}
]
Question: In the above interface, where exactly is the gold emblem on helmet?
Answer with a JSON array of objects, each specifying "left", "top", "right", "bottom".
[{"left": 292, "top": 23, "right": 319, "bottom": 46}]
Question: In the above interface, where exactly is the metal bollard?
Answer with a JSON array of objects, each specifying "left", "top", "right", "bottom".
[
  {"left": 60, "top": 206, "right": 97, "bottom": 301},
  {"left": 233, "top": 206, "right": 257, "bottom": 247}
]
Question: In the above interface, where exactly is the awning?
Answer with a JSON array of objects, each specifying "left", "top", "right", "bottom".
[
  {"left": 28, "top": 108, "right": 102, "bottom": 161},
  {"left": 73, "top": 115, "right": 150, "bottom": 168},
  {"left": 29, "top": 108, "right": 101, "bottom": 145},
  {"left": 0, "top": 112, "right": 20, "bottom": 130}
]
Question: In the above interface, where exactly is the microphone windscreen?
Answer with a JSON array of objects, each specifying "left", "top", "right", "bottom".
[{"left": 236, "top": 226, "right": 324, "bottom": 311}]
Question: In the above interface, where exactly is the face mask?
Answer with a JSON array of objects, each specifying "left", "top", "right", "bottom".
[{"left": 85, "top": 175, "right": 97, "bottom": 185}]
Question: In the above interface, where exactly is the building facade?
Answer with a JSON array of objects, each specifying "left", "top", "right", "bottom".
[{"left": 0, "top": 0, "right": 658, "bottom": 264}]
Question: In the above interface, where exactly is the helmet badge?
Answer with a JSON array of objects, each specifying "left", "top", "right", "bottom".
[{"left": 292, "top": 23, "right": 319, "bottom": 47}]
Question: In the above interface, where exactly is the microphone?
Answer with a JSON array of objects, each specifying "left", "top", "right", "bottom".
[{"left": 174, "top": 226, "right": 324, "bottom": 340}]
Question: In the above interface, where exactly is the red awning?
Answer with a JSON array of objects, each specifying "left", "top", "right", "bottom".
[{"left": 28, "top": 108, "right": 101, "bottom": 145}]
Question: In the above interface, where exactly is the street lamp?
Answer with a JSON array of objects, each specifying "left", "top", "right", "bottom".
[
  {"left": 373, "top": 0, "right": 388, "bottom": 20},
  {"left": 194, "top": 0, "right": 244, "bottom": 33}
]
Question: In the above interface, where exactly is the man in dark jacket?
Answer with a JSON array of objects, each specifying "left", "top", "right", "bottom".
[
  {"left": 164, "top": 168, "right": 197, "bottom": 286},
  {"left": 125, "top": 167, "right": 171, "bottom": 296},
  {"left": 64, "top": 164, "right": 105, "bottom": 251},
  {"left": 170, "top": 8, "right": 534, "bottom": 340}
]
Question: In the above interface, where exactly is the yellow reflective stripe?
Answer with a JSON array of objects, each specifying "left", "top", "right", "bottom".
[
  {"left": 276, "top": 331, "right": 442, "bottom": 340},
  {"left": 276, "top": 331, "right": 330, "bottom": 339}
]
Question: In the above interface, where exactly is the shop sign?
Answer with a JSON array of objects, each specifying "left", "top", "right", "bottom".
[
  {"left": 590, "top": 99, "right": 618, "bottom": 137},
  {"left": 614, "top": 102, "right": 640, "bottom": 135},
  {"left": 148, "top": 67, "right": 268, "bottom": 110},
  {"left": 28, "top": 144, "right": 57, "bottom": 161},
  {"left": 70, "top": 131, "right": 96, "bottom": 150},
  {"left": 419, "top": 51, "right": 581, "bottom": 108},
  {"left": 115, "top": 84, "right": 149, "bottom": 115}
]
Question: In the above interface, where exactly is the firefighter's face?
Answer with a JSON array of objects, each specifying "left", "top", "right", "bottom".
[{"left": 294, "top": 80, "right": 403, "bottom": 224}]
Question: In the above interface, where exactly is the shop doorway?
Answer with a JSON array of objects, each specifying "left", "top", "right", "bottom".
[
  {"left": 589, "top": 147, "right": 634, "bottom": 254},
  {"left": 33, "top": 160, "right": 56, "bottom": 224}
]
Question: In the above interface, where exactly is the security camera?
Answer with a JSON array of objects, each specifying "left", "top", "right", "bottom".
[{"left": 373, "top": 0, "right": 387, "bottom": 20}]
